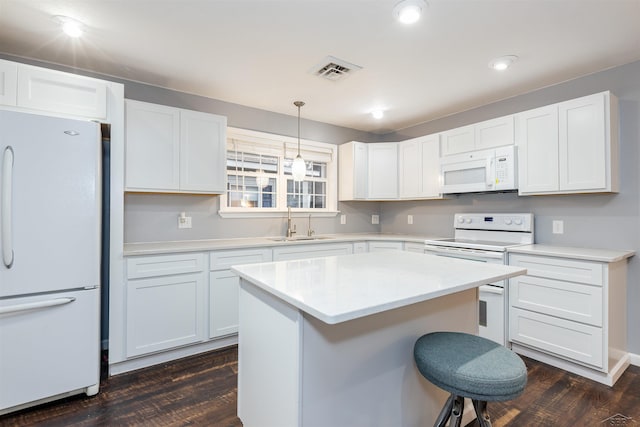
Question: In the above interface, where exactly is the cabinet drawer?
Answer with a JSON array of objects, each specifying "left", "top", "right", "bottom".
[
  {"left": 273, "top": 243, "right": 353, "bottom": 261},
  {"left": 510, "top": 275, "right": 602, "bottom": 326},
  {"left": 510, "top": 307, "right": 603, "bottom": 369},
  {"left": 404, "top": 242, "right": 425, "bottom": 253},
  {"left": 509, "top": 254, "right": 603, "bottom": 285},
  {"left": 126, "top": 273, "right": 205, "bottom": 357},
  {"left": 209, "top": 248, "right": 272, "bottom": 271},
  {"left": 127, "top": 253, "right": 205, "bottom": 279},
  {"left": 368, "top": 241, "right": 404, "bottom": 252}
]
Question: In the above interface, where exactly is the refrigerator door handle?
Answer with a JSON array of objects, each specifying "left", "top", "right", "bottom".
[
  {"left": 2, "top": 146, "right": 14, "bottom": 269},
  {"left": 0, "top": 297, "right": 76, "bottom": 315}
]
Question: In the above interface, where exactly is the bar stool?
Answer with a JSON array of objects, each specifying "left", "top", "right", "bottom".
[{"left": 413, "top": 332, "right": 527, "bottom": 427}]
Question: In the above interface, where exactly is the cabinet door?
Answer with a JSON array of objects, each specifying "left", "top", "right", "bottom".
[
  {"left": 475, "top": 115, "right": 514, "bottom": 150},
  {"left": 338, "top": 141, "right": 368, "bottom": 201},
  {"left": 367, "top": 143, "right": 398, "bottom": 199},
  {"left": 420, "top": 135, "right": 441, "bottom": 198},
  {"left": 440, "top": 124, "right": 474, "bottom": 155},
  {"left": 209, "top": 270, "right": 241, "bottom": 338},
  {"left": 559, "top": 93, "right": 607, "bottom": 191},
  {"left": 516, "top": 105, "right": 559, "bottom": 194},
  {"left": 0, "top": 59, "right": 17, "bottom": 106},
  {"left": 399, "top": 139, "right": 421, "bottom": 198},
  {"left": 180, "top": 109, "right": 227, "bottom": 193},
  {"left": 16, "top": 64, "right": 107, "bottom": 119},
  {"left": 126, "top": 272, "right": 205, "bottom": 357},
  {"left": 125, "top": 100, "right": 180, "bottom": 191}
]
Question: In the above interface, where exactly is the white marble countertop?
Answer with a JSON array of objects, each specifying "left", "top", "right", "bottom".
[
  {"left": 123, "top": 233, "right": 443, "bottom": 256},
  {"left": 232, "top": 251, "right": 526, "bottom": 325},
  {"left": 507, "top": 244, "right": 635, "bottom": 263}
]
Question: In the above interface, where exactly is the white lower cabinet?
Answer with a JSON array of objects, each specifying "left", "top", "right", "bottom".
[
  {"left": 508, "top": 252, "right": 628, "bottom": 385},
  {"left": 126, "top": 253, "right": 206, "bottom": 357},
  {"left": 209, "top": 248, "right": 272, "bottom": 338}
]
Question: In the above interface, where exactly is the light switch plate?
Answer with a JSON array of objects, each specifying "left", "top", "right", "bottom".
[
  {"left": 552, "top": 220, "right": 563, "bottom": 234},
  {"left": 407, "top": 215, "right": 413, "bottom": 225},
  {"left": 372, "top": 214, "right": 379, "bottom": 225},
  {"left": 340, "top": 214, "right": 347, "bottom": 225}
]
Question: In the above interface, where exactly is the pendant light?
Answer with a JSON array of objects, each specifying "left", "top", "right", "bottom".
[{"left": 291, "top": 101, "right": 306, "bottom": 182}]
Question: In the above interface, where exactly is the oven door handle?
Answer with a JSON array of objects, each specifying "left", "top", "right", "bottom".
[{"left": 479, "top": 284, "right": 504, "bottom": 295}]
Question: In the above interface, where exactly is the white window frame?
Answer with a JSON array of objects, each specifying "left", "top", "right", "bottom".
[{"left": 219, "top": 127, "right": 339, "bottom": 218}]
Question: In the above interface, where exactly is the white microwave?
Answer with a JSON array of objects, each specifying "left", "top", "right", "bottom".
[{"left": 440, "top": 145, "right": 516, "bottom": 194}]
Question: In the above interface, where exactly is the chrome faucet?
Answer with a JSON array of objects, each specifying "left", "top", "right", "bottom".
[
  {"left": 286, "top": 206, "right": 296, "bottom": 238},
  {"left": 307, "top": 214, "right": 315, "bottom": 237}
]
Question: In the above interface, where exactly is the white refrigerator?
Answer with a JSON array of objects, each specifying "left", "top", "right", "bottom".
[{"left": 0, "top": 110, "right": 101, "bottom": 414}]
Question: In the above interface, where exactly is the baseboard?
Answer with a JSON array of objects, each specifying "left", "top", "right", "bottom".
[
  {"left": 629, "top": 352, "right": 640, "bottom": 366},
  {"left": 108, "top": 335, "right": 238, "bottom": 376}
]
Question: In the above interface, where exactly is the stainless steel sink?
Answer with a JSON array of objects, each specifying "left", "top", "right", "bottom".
[{"left": 268, "top": 236, "right": 334, "bottom": 242}]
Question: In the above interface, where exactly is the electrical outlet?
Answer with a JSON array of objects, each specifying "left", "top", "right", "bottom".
[
  {"left": 407, "top": 214, "right": 413, "bottom": 225},
  {"left": 371, "top": 214, "right": 379, "bottom": 225},
  {"left": 178, "top": 215, "right": 192, "bottom": 229},
  {"left": 340, "top": 214, "right": 347, "bottom": 225},
  {"left": 552, "top": 220, "right": 564, "bottom": 234}
]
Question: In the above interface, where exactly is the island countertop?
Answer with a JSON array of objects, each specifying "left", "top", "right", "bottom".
[{"left": 232, "top": 251, "right": 526, "bottom": 325}]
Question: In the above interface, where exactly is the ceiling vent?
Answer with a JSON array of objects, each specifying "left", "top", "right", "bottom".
[{"left": 311, "top": 56, "right": 362, "bottom": 82}]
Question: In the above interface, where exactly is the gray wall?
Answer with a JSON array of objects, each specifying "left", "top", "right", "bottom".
[{"left": 378, "top": 60, "right": 640, "bottom": 354}]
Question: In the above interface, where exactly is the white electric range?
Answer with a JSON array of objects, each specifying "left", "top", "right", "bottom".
[{"left": 424, "top": 213, "right": 534, "bottom": 346}]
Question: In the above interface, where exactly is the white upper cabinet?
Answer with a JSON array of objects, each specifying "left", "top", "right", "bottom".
[
  {"left": 125, "top": 100, "right": 180, "bottom": 191},
  {"left": 441, "top": 115, "right": 514, "bottom": 156},
  {"left": 0, "top": 59, "right": 17, "bottom": 106},
  {"left": 440, "top": 124, "right": 474, "bottom": 155},
  {"left": 125, "top": 100, "right": 227, "bottom": 194},
  {"left": 516, "top": 105, "right": 559, "bottom": 194},
  {"left": 180, "top": 109, "right": 227, "bottom": 193},
  {"left": 16, "top": 64, "right": 107, "bottom": 119},
  {"left": 340, "top": 141, "right": 397, "bottom": 201},
  {"left": 399, "top": 134, "right": 441, "bottom": 199},
  {"left": 517, "top": 91, "right": 618, "bottom": 195},
  {"left": 367, "top": 142, "right": 398, "bottom": 199}
]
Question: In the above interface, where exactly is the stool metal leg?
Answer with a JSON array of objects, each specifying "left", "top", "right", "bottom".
[
  {"left": 450, "top": 395, "right": 465, "bottom": 427},
  {"left": 434, "top": 394, "right": 455, "bottom": 427},
  {"left": 472, "top": 399, "right": 492, "bottom": 427}
]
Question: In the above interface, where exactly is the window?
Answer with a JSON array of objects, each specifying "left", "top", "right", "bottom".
[{"left": 220, "top": 127, "right": 338, "bottom": 217}]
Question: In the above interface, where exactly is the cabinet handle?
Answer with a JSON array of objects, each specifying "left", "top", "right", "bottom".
[
  {"left": 0, "top": 297, "right": 76, "bottom": 315},
  {"left": 2, "top": 146, "right": 14, "bottom": 269}
]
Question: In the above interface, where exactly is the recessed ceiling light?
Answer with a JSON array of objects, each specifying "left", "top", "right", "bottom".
[
  {"left": 393, "top": 0, "right": 428, "bottom": 25},
  {"left": 54, "top": 15, "right": 84, "bottom": 38},
  {"left": 489, "top": 55, "right": 519, "bottom": 71},
  {"left": 371, "top": 110, "right": 384, "bottom": 120}
]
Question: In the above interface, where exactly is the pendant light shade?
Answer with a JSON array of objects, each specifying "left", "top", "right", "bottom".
[{"left": 292, "top": 101, "right": 306, "bottom": 182}]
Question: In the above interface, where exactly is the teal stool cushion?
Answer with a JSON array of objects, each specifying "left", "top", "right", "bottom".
[{"left": 414, "top": 332, "right": 527, "bottom": 401}]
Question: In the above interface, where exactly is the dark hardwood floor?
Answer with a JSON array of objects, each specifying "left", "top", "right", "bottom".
[{"left": 1, "top": 346, "right": 639, "bottom": 426}]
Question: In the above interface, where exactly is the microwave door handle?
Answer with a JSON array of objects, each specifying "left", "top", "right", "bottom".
[{"left": 486, "top": 157, "right": 494, "bottom": 189}]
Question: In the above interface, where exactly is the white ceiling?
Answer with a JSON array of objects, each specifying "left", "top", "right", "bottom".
[{"left": 1, "top": 0, "right": 639, "bottom": 133}]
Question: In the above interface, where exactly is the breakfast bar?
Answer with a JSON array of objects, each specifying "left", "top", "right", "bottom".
[{"left": 232, "top": 251, "right": 526, "bottom": 427}]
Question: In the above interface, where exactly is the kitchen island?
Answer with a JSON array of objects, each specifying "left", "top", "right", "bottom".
[{"left": 232, "top": 251, "right": 526, "bottom": 427}]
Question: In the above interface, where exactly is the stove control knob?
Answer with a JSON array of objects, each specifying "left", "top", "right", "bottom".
[
  {"left": 504, "top": 219, "right": 512, "bottom": 225},
  {"left": 458, "top": 217, "right": 465, "bottom": 224},
  {"left": 514, "top": 218, "right": 523, "bottom": 225},
  {"left": 465, "top": 218, "right": 472, "bottom": 224}
]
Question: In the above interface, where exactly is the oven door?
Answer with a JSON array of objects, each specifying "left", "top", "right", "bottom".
[{"left": 424, "top": 245, "right": 506, "bottom": 346}]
